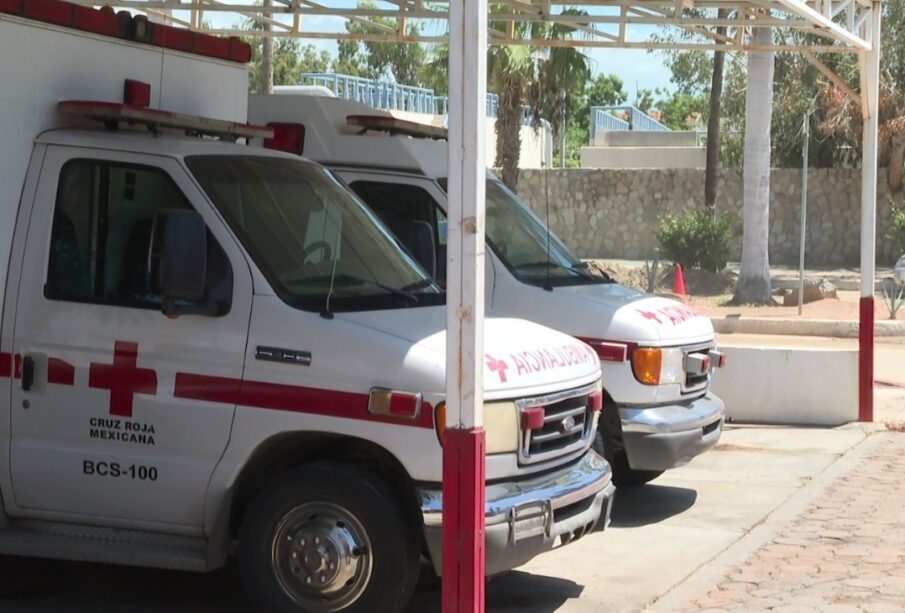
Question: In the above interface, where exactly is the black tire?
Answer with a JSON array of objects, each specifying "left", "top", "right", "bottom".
[
  {"left": 592, "top": 427, "right": 664, "bottom": 487},
  {"left": 237, "top": 462, "right": 420, "bottom": 613}
]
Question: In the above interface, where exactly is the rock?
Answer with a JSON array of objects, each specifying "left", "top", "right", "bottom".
[{"left": 783, "top": 278, "right": 838, "bottom": 306}]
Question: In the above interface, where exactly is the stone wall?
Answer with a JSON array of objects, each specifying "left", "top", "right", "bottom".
[{"left": 515, "top": 168, "right": 899, "bottom": 266}]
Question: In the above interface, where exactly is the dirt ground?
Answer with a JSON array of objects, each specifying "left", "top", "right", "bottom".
[{"left": 585, "top": 260, "right": 904, "bottom": 321}]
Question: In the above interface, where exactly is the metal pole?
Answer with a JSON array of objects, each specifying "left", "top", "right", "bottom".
[
  {"left": 798, "top": 112, "right": 810, "bottom": 316},
  {"left": 443, "top": 0, "right": 487, "bottom": 607},
  {"left": 858, "top": 2, "right": 881, "bottom": 423}
]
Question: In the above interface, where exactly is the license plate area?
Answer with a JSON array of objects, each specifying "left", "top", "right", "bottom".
[{"left": 509, "top": 500, "right": 552, "bottom": 544}]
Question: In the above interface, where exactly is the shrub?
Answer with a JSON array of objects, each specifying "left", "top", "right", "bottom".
[
  {"left": 657, "top": 209, "right": 733, "bottom": 273},
  {"left": 891, "top": 207, "right": 905, "bottom": 255}
]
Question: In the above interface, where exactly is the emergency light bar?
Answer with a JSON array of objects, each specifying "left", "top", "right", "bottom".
[
  {"left": 58, "top": 101, "right": 274, "bottom": 141},
  {"left": 346, "top": 115, "right": 448, "bottom": 140},
  {"left": 0, "top": 0, "right": 251, "bottom": 64}
]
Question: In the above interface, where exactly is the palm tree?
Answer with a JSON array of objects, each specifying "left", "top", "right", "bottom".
[
  {"left": 529, "top": 16, "right": 591, "bottom": 167},
  {"left": 488, "top": 42, "right": 535, "bottom": 190},
  {"left": 732, "top": 25, "right": 775, "bottom": 305},
  {"left": 488, "top": 12, "right": 589, "bottom": 190}
]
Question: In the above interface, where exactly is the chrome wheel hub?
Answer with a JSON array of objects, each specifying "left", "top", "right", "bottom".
[{"left": 272, "top": 502, "right": 372, "bottom": 612}]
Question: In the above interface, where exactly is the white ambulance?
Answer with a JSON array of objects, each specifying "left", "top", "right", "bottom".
[
  {"left": 249, "top": 94, "right": 727, "bottom": 486},
  {"left": 0, "top": 6, "right": 615, "bottom": 612}
]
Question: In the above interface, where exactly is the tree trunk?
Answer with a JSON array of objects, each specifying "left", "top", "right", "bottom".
[
  {"left": 261, "top": 0, "right": 274, "bottom": 94},
  {"left": 888, "top": 136, "right": 905, "bottom": 193},
  {"left": 704, "top": 9, "right": 729, "bottom": 210},
  {"left": 732, "top": 26, "right": 775, "bottom": 305},
  {"left": 495, "top": 79, "right": 524, "bottom": 190}
]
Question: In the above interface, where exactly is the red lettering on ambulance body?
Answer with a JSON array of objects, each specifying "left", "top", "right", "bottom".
[
  {"left": 89, "top": 341, "right": 158, "bottom": 417},
  {"left": 511, "top": 353, "right": 529, "bottom": 376}
]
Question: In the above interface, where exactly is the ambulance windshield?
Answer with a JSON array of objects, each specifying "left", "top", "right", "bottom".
[
  {"left": 187, "top": 155, "right": 443, "bottom": 312},
  {"left": 443, "top": 177, "right": 613, "bottom": 288}
]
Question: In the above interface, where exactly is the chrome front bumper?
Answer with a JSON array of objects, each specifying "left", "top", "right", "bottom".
[
  {"left": 618, "top": 392, "right": 725, "bottom": 471},
  {"left": 418, "top": 451, "right": 615, "bottom": 576}
]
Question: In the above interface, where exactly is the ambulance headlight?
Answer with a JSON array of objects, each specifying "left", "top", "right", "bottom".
[{"left": 433, "top": 401, "right": 519, "bottom": 454}]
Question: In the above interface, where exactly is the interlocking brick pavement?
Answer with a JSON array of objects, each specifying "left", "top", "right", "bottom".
[{"left": 681, "top": 432, "right": 905, "bottom": 613}]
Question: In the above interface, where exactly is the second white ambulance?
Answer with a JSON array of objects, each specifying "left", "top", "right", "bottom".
[{"left": 249, "top": 93, "right": 727, "bottom": 486}]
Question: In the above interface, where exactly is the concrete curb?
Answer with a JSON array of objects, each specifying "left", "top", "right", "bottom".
[
  {"left": 646, "top": 423, "right": 888, "bottom": 612},
  {"left": 711, "top": 317, "right": 905, "bottom": 338}
]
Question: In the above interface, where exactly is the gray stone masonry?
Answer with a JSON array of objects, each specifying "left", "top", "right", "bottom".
[{"left": 515, "top": 168, "right": 899, "bottom": 267}]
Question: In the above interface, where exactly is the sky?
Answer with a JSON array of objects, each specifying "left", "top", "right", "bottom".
[{"left": 185, "top": 8, "right": 676, "bottom": 100}]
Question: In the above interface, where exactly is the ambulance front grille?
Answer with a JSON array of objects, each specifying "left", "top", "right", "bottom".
[
  {"left": 682, "top": 343, "right": 713, "bottom": 393},
  {"left": 517, "top": 383, "right": 597, "bottom": 466}
]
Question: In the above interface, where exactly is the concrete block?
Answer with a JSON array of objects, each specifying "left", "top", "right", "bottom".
[
  {"left": 711, "top": 346, "right": 858, "bottom": 426},
  {"left": 595, "top": 130, "right": 699, "bottom": 147},
  {"left": 580, "top": 146, "right": 706, "bottom": 169}
]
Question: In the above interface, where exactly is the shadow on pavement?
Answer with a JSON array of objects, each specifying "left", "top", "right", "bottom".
[
  {"left": 609, "top": 484, "right": 698, "bottom": 528},
  {"left": 410, "top": 570, "right": 583, "bottom": 612},
  {"left": 0, "top": 555, "right": 251, "bottom": 612}
]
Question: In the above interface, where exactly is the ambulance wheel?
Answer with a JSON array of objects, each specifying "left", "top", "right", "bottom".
[
  {"left": 238, "top": 462, "right": 419, "bottom": 613},
  {"left": 592, "top": 428, "right": 663, "bottom": 487}
]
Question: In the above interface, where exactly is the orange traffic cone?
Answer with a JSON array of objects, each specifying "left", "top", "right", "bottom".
[{"left": 673, "top": 263, "right": 686, "bottom": 296}]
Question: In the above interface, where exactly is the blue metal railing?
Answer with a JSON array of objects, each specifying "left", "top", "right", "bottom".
[
  {"left": 298, "top": 73, "right": 529, "bottom": 124},
  {"left": 589, "top": 104, "right": 671, "bottom": 142}
]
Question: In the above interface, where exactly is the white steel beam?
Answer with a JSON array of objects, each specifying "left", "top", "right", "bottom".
[{"left": 442, "top": 0, "right": 487, "bottom": 607}]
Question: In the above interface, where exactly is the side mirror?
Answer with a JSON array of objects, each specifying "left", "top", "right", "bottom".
[
  {"left": 410, "top": 220, "right": 437, "bottom": 279},
  {"left": 153, "top": 210, "right": 208, "bottom": 316}
]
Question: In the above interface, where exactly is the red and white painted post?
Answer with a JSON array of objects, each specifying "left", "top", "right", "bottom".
[
  {"left": 858, "top": 3, "right": 881, "bottom": 423},
  {"left": 443, "top": 0, "right": 488, "bottom": 609}
]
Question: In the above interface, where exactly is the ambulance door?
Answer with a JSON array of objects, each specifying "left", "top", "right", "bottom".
[{"left": 5, "top": 148, "right": 252, "bottom": 530}]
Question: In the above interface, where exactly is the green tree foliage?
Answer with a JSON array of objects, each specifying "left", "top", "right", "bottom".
[
  {"left": 336, "top": 1, "right": 429, "bottom": 86},
  {"left": 246, "top": 36, "right": 331, "bottom": 93},
  {"left": 657, "top": 91, "right": 708, "bottom": 130},
  {"left": 657, "top": 210, "right": 734, "bottom": 272}
]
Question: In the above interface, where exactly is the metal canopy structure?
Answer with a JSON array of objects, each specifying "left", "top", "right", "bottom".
[
  {"left": 74, "top": 0, "right": 877, "bottom": 54},
  {"left": 72, "top": 0, "right": 881, "bottom": 609}
]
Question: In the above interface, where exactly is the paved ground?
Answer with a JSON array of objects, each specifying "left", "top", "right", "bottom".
[
  {"left": 0, "top": 423, "right": 899, "bottom": 612},
  {"left": 667, "top": 432, "right": 905, "bottom": 613}
]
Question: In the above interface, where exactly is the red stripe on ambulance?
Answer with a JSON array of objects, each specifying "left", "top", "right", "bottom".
[
  {"left": 47, "top": 358, "right": 75, "bottom": 386},
  {"left": 174, "top": 373, "right": 435, "bottom": 429}
]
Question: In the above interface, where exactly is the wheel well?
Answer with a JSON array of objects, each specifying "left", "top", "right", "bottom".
[
  {"left": 599, "top": 391, "right": 623, "bottom": 436},
  {"left": 229, "top": 433, "right": 422, "bottom": 540}
]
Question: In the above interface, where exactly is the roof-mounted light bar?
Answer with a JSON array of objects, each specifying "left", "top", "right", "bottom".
[
  {"left": 0, "top": 0, "right": 251, "bottom": 64},
  {"left": 346, "top": 115, "right": 448, "bottom": 140},
  {"left": 58, "top": 100, "right": 274, "bottom": 141}
]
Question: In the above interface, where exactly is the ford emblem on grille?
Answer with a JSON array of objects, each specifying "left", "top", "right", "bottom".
[{"left": 559, "top": 415, "right": 577, "bottom": 434}]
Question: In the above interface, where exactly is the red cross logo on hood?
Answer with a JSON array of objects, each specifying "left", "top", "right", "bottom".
[
  {"left": 485, "top": 354, "right": 509, "bottom": 383},
  {"left": 89, "top": 341, "right": 158, "bottom": 417}
]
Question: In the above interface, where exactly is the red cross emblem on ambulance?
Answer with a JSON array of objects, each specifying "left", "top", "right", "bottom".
[
  {"left": 485, "top": 354, "right": 509, "bottom": 383},
  {"left": 88, "top": 341, "right": 157, "bottom": 417}
]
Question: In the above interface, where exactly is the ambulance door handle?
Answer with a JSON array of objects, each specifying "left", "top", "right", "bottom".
[{"left": 21, "top": 356, "right": 35, "bottom": 392}]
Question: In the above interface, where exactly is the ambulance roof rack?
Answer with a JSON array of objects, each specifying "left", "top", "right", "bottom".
[
  {"left": 58, "top": 101, "right": 274, "bottom": 141},
  {"left": 346, "top": 115, "right": 448, "bottom": 141}
]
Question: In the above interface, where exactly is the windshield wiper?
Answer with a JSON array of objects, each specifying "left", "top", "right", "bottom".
[
  {"left": 515, "top": 261, "right": 615, "bottom": 283},
  {"left": 571, "top": 261, "right": 616, "bottom": 283},
  {"left": 289, "top": 273, "right": 419, "bottom": 304},
  {"left": 400, "top": 278, "right": 438, "bottom": 292}
]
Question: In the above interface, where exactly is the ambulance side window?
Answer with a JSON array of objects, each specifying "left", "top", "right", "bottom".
[
  {"left": 347, "top": 180, "right": 447, "bottom": 284},
  {"left": 44, "top": 159, "right": 233, "bottom": 312}
]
